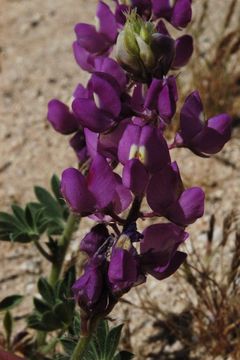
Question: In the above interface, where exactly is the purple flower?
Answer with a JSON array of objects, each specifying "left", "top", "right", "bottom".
[
  {"left": 151, "top": 33, "right": 176, "bottom": 77},
  {"left": 69, "top": 131, "right": 88, "bottom": 163},
  {"left": 47, "top": 99, "right": 79, "bottom": 135},
  {"left": 175, "top": 91, "right": 232, "bottom": 156},
  {"left": 74, "top": 1, "right": 117, "bottom": 55},
  {"left": 108, "top": 247, "right": 139, "bottom": 293},
  {"left": 108, "top": 233, "right": 144, "bottom": 293},
  {"left": 118, "top": 122, "right": 171, "bottom": 173},
  {"left": 144, "top": 77, "right": 178, "bottom": 124},
  {"left": 157, "top": 20, "right": 193, "bottom": 69},
  {"left": 72, "top": 256, "right": 108, "bottom": 315},
  {"left": 152, "top": 0, "right": 192, "bottom": 29},
  {"left": 140, "top": 223, "right": 188, "bottom": 279},
  {"left": 147, "top": 162, "right": 205, "bottom": 226},
  {"left": 72, "top": 72, "right": 122, "bottom": 132},
  {"left": 61, "top": 155, "right": 117, "bottom": 215},
  {"left": 80, "top": 224, "right": 110, "bottom": 257}
]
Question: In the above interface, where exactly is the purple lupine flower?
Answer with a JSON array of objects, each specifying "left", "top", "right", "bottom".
[
  {"left": 144, "top": 77, "right": 178, "bottom": 124},
  {"left": 80, "top": 223, "right": 109, "bottom": 257},
  {"left": 47, "top": 99, "right": 79, "bottom": 135},
  {"left": 174, "top": 91, "right": 232, "bottom": 156},
  {"left": 118, "top": 121, "right": 171, "bottom": 173},
  {"left": 108, "top": 247, "right": 139, "bottom": 293},
  {"left": 74, "top": 1, "right": 117, "bottom": 55},
  {"left": 108, "top": 233, "right": 144, "bottom": 293},
  {"left": 72, "top": 256, "right": 108, "bottom": 316},
  {"left": 72, "top": 72, "right": 122, "bottom": 132},
  {"left": 147, "top": 162, "right": 205, "bottom": 226},
  {"left": 140, "top": 223, "right": 188, "bottom": 279},
  {"left": 151, "top": 33, "right": 176, "bottom": 77},
  {"left": 152, "top": 0, "right": 192, "bottom": 29},
  {"left": 157, "top": 20, "right": 193, "bottom": 70},
  {"left": 61, "top": 155, "right": 117, "bottom": 215}
]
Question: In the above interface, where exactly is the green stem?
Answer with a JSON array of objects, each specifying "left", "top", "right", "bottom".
[
  {"left": 71, "top": 334, "right": 92, "bottom": 360},
  {"left": 49, "top": 212, "right": 79, "bottom": 286},
  {"left": 36, "top": 213, "right": 79, "bottom": 347}
]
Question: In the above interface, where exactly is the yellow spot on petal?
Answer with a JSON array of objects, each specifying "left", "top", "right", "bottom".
[
  {"left": 116, "top": 234, "right": 132, "bottom": 250},
  {"left": 138, "top": 145, "right": 147, "bottom": 165}
]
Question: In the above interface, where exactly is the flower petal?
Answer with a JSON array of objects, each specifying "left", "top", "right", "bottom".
[
  {"left": 111, "top": 174, "right": 132, "bottom": 214},
  {"left": 148, "top": 251, "right": 187, "bottom": 280},
  {"left": 75, "top": 23, "right": 109, "bottom": 53},
  {"left": 123, "top": 159, "right": 149, "bottom": 196},
  {"left": 180, "top": 91, "right": 204, "bottom": 140},
  {"left": 61, "top": 168, "right": 95, "bottom": 214},
  {"left": 172, "top": 35, "right": 193, "bottom": 69},
  {"left": 192, "top": 114, "right": 232, "bottom": 155},
  {"left": 47, "top": 99, "right": 79, "bottom": 135},
  {"left": 72, "top": 98, "right": 114, "bottom": 132},
  {"left": 90, "top": 73, "right": 121, "bottom": 116},
  {"left": 166, "top": 187, "right": 205, "bottom": 226},
  {"left": 96, "top": 1, "right": 118, "bottom": 42},
  {"left": 95, "top": 57, "right": 127, "bottom": 90},
  {"left": 72, "top": 41, "right": 95, "bottom": 72},
  {"left": 157, "top": 76, "right": 178, "bottom": 123},
  {"left": 172, "top": 0, "right": 192, "bottom": 28},
  {"left": 147, "top": 162, "right": 183, "bottom": 213},
  {"left": 87, "top": 155, "right": 116, "bottom": 209}
]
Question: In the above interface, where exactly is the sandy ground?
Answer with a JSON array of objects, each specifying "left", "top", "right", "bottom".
[{"left": 0, "top": 0, "right": 240, "bottom": 358}]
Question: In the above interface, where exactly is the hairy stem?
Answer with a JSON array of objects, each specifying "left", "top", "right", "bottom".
[{"left": 70, "top": 334, "right": 92, "bottom": 360}]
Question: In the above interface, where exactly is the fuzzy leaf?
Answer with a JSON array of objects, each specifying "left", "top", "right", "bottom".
[
  {"left": 37, "top": 277, "right": 55, "bottom": 306},
  {"left": 4, "top": 311, "right": 13, "bottom": 341},
  {"left": 0, "top": 295, "right": 23, "bottom": 312},
  {"left": 105, "top": 324, "right": 124, "bottom": 360}
]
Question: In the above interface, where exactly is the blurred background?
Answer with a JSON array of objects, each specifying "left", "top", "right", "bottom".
[{"left": 0, "top": 0, "right": 240, "bottom": 359}]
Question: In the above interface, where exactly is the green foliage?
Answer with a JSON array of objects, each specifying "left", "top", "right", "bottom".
[
  {"left": 0, "top": 295, "right": 23, "bottom": 312},
  {"left": 58, "top": 317, "right": 134, "bottom": 360},
  {"left": 3, "top": 311, "right": 13, "bottom": 344},
  {"left": 0, "top": 175, "right": 69, "bottom": 243},
  {"left": 28, "top": 266, "right": 76, "bottom": 332}
]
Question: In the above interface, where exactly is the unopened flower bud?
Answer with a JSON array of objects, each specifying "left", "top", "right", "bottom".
[
  {"left": 116, "top": 11, "right": 156, "bottom": 81},
  {"left": 116, "top": 11, "right": 175, "bottom": 81}
]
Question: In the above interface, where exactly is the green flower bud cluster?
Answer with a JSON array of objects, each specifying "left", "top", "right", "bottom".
[{"left": 116, "top": 11, "right": 157, "bottom": 81}]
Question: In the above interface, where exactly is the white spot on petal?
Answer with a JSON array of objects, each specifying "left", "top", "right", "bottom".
[
  {"left": 129, "top": 144, "right": 139, "bottom": 159},
  {"left": 93, "top": 92, "right": 101, "bottom": 109}
]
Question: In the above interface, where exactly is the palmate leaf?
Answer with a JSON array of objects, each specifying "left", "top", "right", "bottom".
[
  {"left": 58, "top": 317, "right": 131, "bottom": 360},
  {"left": 28, "top": 271, "right": 76, "bottom": 332},
  {"left": 0, "top": 203, "right": 45, "bottom": 243},
  {"left": 81, "top": 322, "right": 126, "bottom": 360},
  {"left": 0, "top": 174, "right": 69, "bottom": 243}
]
